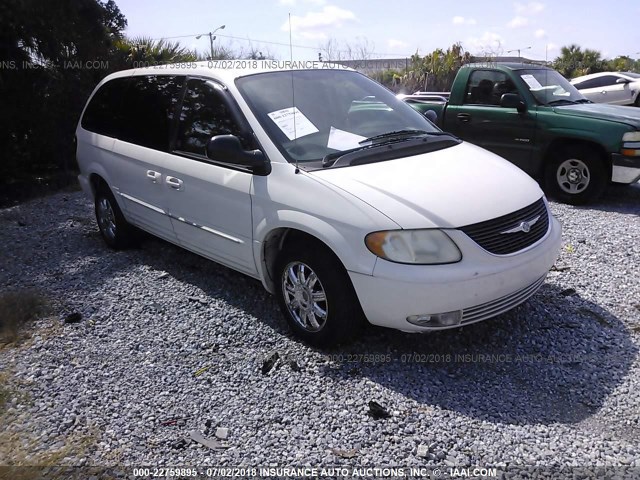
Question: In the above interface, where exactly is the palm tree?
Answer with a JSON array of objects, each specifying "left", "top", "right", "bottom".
[
  {"left": 554, "top": 44, "right": 605, "bottom": 78},
  {"left": 554, "top": 44, "right": 582, "bottom": 77},
  {"left": 579, "top": 48, "right": 604, "bottom": 76},
  {"left": 112, "top": 36, "right": 197, "bottom": 70}
]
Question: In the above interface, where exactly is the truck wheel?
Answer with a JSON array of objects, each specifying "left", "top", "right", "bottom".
[
  {"left": 95, "top": 186, "right": 135, "bottom": 249},
  {"left": 275, "top": 242, "right": 363, "bottom": 347},
  {"left": 545, "top": 145, "right": 607, "bottom": 205}
]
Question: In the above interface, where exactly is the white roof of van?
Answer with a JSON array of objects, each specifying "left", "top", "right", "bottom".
[{"left": 104, "top": 60, "right": 353, "bottom": 85}]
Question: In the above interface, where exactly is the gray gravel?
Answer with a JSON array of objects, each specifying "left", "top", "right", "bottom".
[{"left": 1, "top": 184, "right": 639, "bottom": 472}]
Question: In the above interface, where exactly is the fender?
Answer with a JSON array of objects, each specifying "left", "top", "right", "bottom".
[{"left": 252, "top": 209, "right": 380, "bottom": 293}]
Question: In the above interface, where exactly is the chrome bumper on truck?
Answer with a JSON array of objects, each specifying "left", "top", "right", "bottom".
[{"left": 612, "top": 153, "right": 640, "bottom": 184}]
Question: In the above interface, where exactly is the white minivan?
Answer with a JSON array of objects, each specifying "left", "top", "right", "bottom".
[{"left": 76, "top": 62, "right": 562, "bottom": 346}]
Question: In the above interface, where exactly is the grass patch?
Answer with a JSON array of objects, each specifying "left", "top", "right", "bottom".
[
  {"left": 0, "top": 422, "right": 99, "bottom": 470},
  {"left": 0, "top": 372, "right": 11, "bottom": 412},
  {"left": 0, "top": 371, "right": 98, "bottom": 470},
  {"left": 0, "top": 290, "right": 49, "bottom": 344}
]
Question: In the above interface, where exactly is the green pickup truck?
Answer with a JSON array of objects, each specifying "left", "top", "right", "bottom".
[{"left": 401, "top": 63, "right": 640, "bottom": 204}]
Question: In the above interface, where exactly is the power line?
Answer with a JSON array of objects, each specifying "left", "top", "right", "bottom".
[{"left": 145, "top": 31, "right": 417, "bottom": 58}]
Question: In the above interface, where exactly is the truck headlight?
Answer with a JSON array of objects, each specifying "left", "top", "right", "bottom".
[
  {"left": 622, "top": 132, "right": 640, "bottom": 142},
  {"left": 622, "top": 131, "right": 640, "bottom": 156},
  {"left": 365, "top": 229, "right": 462, "bottom": 264}
]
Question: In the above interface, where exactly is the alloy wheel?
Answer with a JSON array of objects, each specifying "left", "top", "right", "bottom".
[
  {"left": 282, "top": 261, "right": 328, "bottom": 332},
  {"left": 97, "top": 197, "right": 117, "bottom": 241}
]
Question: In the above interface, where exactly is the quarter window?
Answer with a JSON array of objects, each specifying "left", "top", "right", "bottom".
[
  {"left": 175, "top": 79, "right": 245, "bottom": 157},
  {"left": 81, "top": 78, "right": 128, "bottom": 137}
]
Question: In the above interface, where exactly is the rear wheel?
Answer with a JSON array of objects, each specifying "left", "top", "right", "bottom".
[
  {"left": 275, "top": 242, "right": 364, "bottom": 347},
  {"left": 95, "top": 186, "right": 135, "bottom": 249},
  {"left": 545, "top": 145, "right": 607, "bottom": 205}
]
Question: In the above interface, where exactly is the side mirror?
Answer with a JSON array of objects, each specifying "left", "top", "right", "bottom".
[
  {"left": 423, "top": 109, "right": 438, "bottom": 123},
  {"left": 616, "top": 78, "right": 630, "bottom": 84},
  {"left": 206, "top": 135, "right": 271, "bottom": 176},
  {"left": 500, "top": 93, "right": 527, "bottom": 113}
]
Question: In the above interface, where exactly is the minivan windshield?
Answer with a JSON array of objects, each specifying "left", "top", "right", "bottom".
[
  {"left": 518, "top": 68, "right": 590, "bottom": 106},
  {"left": 235, "top": 69, "right": 442, "bottom": 165}
]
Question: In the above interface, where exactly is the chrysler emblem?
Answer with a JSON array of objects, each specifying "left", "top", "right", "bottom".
[{"left": 501, "top": 215, "right": 540, "bottom": 234}]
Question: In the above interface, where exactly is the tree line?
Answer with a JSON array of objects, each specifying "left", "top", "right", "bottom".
[
  {"left": 0, "top": 0, "right": 269, "bottom": 204},
  {"left": 370, "top": 44, "right": 640, "bottom": 93},
  {"left": 1, "top": 0, "right": 638, "bottom": 204}
]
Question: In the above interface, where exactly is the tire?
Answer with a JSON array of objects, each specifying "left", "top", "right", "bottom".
[
  {"left": 635, "top": 95, "right": 640, "bottom": 107},
  {"left": 94, "top": 186, "right": 135, "bottom": 249},
  {"left": 544, "top": 145, "right": 607, "bottom": 205},
  {"left": 275, "top": 242, "right": 364, "bottom": 347}
]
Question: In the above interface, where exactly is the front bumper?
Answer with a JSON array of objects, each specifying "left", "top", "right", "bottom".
[
  {"left": 349, "top": 216, "right": 562, "bottom": 332},
  {"left": 612, "top": 153, "right": 640, "bottom": 184}
]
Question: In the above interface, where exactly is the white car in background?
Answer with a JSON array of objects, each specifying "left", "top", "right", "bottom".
[{"left": 571, "top": 72, "right": 640, "bottom": 106}]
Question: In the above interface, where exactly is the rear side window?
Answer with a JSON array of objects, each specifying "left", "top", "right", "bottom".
[
  {"left": 81, "top": 78, "right": 128, "bottom": 137},
  {"left": 119, "top": 75, "right": 185, "bottom": 151}
]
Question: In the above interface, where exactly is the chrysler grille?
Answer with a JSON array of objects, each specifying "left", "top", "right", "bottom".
[{"left": 460, "top": 198, "right": 549, "bottom": 255}]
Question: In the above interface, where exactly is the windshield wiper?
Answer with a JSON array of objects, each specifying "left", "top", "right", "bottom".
[
  {"left": 323, "top": 138, "right": 409, "bottom": 167},
  {"left": 574, "top": 98, "right": 592, "bottom": 104},
  {"left": 322, "top": 135, "right": 460, "bottom": 169},
  {"left": 322, "top": 134, "right": 461, "bottom": 169},
  {"left": 547, "top": 99, "right": 579, "bottom": 106},
  {"left": 322, "top": 139, "right": 400, "bottom": 168},
  {"left": 359, "top": 129, "right": 429, "bottom": 144}
]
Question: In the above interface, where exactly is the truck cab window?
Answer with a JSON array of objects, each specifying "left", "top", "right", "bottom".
[{"left": 464, "top": 70, "right": 511, "bottom": 106}]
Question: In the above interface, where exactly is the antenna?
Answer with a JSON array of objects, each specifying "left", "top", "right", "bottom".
[{"left": 289, "top": 13, "right": 299, "bottom": 174}]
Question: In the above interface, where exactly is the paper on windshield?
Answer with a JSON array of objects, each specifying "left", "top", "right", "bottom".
[
  {"left": 521, "top": 74, "right": 543, "bottom": 90},
  {"left": 327, "top": 127, "right": 367, "bottom": 151},
  {"left": 267, "top": 107, "right": 319, "bottom": 140}
]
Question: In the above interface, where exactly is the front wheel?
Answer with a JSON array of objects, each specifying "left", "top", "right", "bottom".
[
  {"left": 544, "top": 146, "right": 607, "bottom": 205},
  {"left": 275, "top": 243, "right": 364, "bottom": 347}
]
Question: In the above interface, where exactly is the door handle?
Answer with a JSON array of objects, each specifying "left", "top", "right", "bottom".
[
  {"left": 146, "top": 170, "right": 161, "bottom": 183},
  {"left": 166, "top": 176, "right": 184, "bottom": 190},
  {"left": 457, "top": 113, "right": 471, "bottom": 123},
  {"left": 601, "top": 91, "right": 607, "bottom": 94}
]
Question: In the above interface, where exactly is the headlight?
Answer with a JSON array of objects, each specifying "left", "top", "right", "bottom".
[
  {"left": 365, "top": 229, "right": 462, "bottom": 264},
  {"left": 622, "top": 132, "right": 640, "bottom": 142},
  {"left": 622, "top": 131, "right": 640, "bottom": 156}
]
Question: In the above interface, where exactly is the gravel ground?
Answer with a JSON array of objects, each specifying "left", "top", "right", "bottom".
[{"left": 1, "top": 184, "right": 639, "bottom": 475}]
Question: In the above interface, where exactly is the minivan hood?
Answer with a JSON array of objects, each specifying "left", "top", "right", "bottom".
[
  {"left": 554, "top": 103, "right": 640, "bottom": 127},
  {"left": 312, "top": 142, "right": 543, "bottom": 229}
]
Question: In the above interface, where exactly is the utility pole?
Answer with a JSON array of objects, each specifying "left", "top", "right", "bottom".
[
  {"left": 507, "top": 46, "right": 531, "bottom": 60},
  {"left": 197, "top": 25, "right": 225, "bottom": 60}
]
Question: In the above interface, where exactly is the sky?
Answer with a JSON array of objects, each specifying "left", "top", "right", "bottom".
[{"left": 114, "top": 0, "right": 640, "bottom": 62}]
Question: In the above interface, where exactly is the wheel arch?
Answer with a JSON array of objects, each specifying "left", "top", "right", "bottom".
[
  {"left": 89, "top": 173, "right": 109, "bottom": 197},
  {"left": 543, "top": 138, "right": 610, "bottom": 178},
  {"left": 87, "top": 171, "right": 129, "bottom": 215},
  {"left": 257, "top": 223, "right": 372, "bottom": 295}
]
